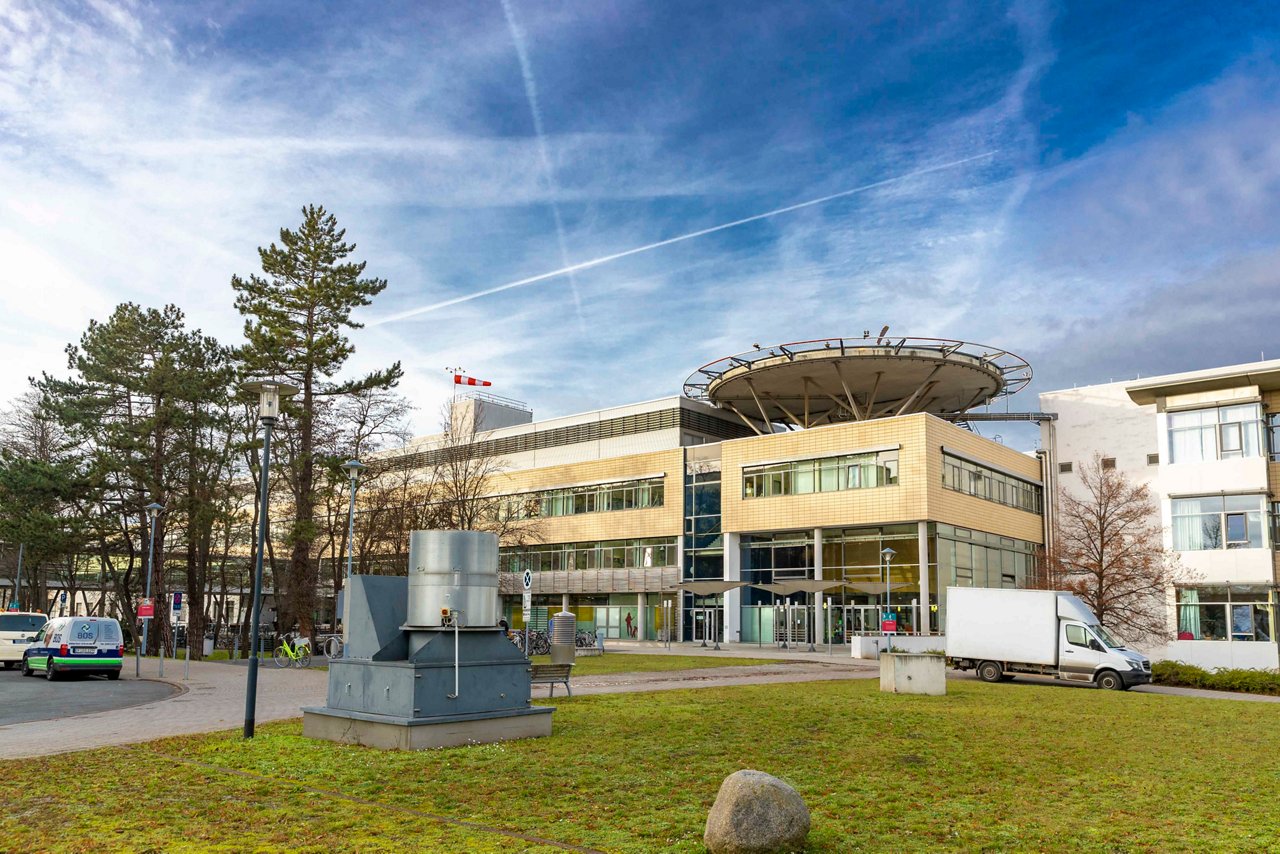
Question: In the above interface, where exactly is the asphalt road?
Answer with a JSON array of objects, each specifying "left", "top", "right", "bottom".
[{"left": 0, "top": 666, "right": 179, "bottom": 726}]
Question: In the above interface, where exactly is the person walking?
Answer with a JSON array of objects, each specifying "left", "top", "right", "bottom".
[{"left": 625, "top": 612, "right": 634, "bottom": 639}]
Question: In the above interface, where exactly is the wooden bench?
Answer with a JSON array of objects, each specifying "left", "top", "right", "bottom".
[{"left": 529, "top": 663, "right": 574, "bottom": 697}]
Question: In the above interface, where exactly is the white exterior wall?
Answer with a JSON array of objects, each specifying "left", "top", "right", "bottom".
[{"left": 1042, "top": 368, "right": 1279, "bottom": 670}]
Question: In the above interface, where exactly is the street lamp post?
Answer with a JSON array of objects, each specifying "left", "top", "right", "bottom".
[
  {"left": 242, "top": 379, "right": 298, "bottom": 739},
  {"left": 881, "top": 547, "right": 896, "bottom": 654},
  {"left": 138, "top": 502, "right": 164, "bottom": 676},
  {"left": 339, "top": 459, "right": 366, "bottom": 654}
]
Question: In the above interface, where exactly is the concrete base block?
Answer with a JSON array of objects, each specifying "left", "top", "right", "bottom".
[
  {"left": 879, "top": 652, "right": 946, "bottom": 695},
  {"left": 302, "top": 706, "right": 553, "bottom": 750}
]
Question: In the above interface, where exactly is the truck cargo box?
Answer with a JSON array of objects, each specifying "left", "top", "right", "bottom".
[{"left": 944, "top": 587, "right": 1060, "bottom": 666}]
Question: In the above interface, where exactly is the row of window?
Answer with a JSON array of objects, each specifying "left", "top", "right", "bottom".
[
  {"left": 941, "top": 453, "right": 1043, "bottom": 514},
  {"left": 499, "top": 477, "right": 665, "bottom": 520},
  {"left": 742, "top": 450, "right": 898, "bottom": 499},
  {"left": 1177, "top": 586, "right": 1273, "bottom": 642},
  {"left": 500, "top": 537, "right": 678, "bottom": 573},
  {"left": 1167, "top": 403, "right": 1266, "bottom": 463},
  {"left": 1171, "top": 495, "right": 1267, "bottom": 551}
]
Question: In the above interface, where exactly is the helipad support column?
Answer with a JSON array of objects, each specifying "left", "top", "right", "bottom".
[
  {"left": 723, "top": 532, "right": 741, "bottom": 643},
  {"left": 814, "top": 527, "right": 824, "bottom": 644},
  {"left": 637, "top": 592, "right": 647, "bottom": 640},
  {"left": 917, "top": 521, "right": 930, "bottom": 635}
]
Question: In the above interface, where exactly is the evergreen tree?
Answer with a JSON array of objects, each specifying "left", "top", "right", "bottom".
[{"left": 232, "top": 205, "right": 401, "bottom": 636}]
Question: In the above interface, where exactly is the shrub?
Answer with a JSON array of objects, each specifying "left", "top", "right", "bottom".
[{"left": 1153, "top": 660, "right": 1280, "bottom": 696}]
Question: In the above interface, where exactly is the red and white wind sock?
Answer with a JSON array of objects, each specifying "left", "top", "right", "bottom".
[{"left": 454, "top": 373, "right": 493, "bottom": 387}]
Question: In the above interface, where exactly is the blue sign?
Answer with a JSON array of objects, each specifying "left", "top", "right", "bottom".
[
  {"left": 60, "top": 591, "right": 66, "bottom": 603},
  {"left": 172, "top": 591, "right": 183, "bottom": 611}
]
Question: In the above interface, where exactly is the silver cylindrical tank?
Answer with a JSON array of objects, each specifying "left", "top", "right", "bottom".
[{"left": 406, "top": 530, "right": 500, "bottom": 627}]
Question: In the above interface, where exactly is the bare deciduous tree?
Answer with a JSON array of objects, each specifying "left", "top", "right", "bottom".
[{"left": 1039, "top": 454, "right": 1192, "bottom": 644}]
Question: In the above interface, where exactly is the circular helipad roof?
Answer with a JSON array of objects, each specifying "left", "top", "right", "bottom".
[{"left": 684, "top": 336, "right": 1031, "bottom": 428}]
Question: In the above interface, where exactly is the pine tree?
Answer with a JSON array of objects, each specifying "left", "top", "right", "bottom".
[{"left": 232, "top": 205, "right": 401, "bottom": 636}]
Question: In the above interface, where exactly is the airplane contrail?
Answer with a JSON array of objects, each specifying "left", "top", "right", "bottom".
[
  {"left": 499, "top": 0, "right": 585, "bottom": 331},
  {"left": 370, "top": 150, "right": 997, "bottom": 327}
]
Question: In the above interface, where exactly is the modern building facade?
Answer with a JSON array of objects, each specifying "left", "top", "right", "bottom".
[
  {"left": 1040, "top": 360, "right": 1280, "bottom": 670},
  {"left": 384, "top": 337, "right": 1047, "bottom": 647}
]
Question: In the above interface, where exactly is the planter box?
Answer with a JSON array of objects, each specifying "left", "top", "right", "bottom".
[{"left": 879, "top": 652, "right": 946, "bottom": 695}]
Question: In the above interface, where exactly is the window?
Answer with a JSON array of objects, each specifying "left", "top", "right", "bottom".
[
  {"left": 1146, "top": 453, "right": 1160, "bottom": 466},
  {"left": 942, "top": 453, "right": 1042, "bottom": 514},
  {"left": 1058, "top": 462, "right": 1073, "bottom": 474},
  {"left": 1171, "top": 495, "right": 1266, "bottom": 550},
  {"left": 501, "top": 537, "right": 678, "bottom": 574},
  {"left": 1167, "top": 404, "right": 1263, "bottom": 463},
  {"left": 1101, "top": 457, "right": 1116, "bottom": 470},
  {"left": 741, "top": 450, "right": 898, "bottom": 499},
  {"left": 1177, "top": 587, "right": 1273, "bottom": 641},
  {"left": 499, "top": 477, "right": 665, "bottom": 520},
  {"left": 1065, "top": 624, "right": 1090, "bottom": 647},
  {"left": 1269, "top": 413, "right": 1280, "bottom": 462}
]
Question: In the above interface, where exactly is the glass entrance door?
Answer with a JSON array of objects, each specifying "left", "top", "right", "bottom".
[{"left": 691, "top": 608, "right": 719, "bottom": 644}]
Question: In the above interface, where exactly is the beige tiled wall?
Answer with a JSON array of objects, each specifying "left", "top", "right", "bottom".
[
  {"left": 720, "top": 413, "right": 1044, "bottom": 543},
  {"left": 490, "top": 448, "right": 684, "bottom": 544}
]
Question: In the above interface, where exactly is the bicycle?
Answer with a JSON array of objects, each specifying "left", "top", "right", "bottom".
[
  {"left": 510, "top": 630, "right": 550, "bottom": 656},
  {"left": 320, "top": 635, "right": 343, "bottom": 661},
  {"left": 272, "top": 634, "right": 312, "bottom": 668},
  {"left": 575, "top": 630, "right": 596, "bottom": 649}
]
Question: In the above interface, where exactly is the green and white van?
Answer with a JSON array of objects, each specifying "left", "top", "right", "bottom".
[
  {"left": 22, "top": 616, "right": 124, "bottom": 680},
  {"left": 1, "top": 611, "right": 47, "bottom": 669}
]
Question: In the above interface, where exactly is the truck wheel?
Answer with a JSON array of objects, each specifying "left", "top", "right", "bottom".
[
  {"left": 1096, "top": 670, "right": 1125, "bottom": 691},
  {"left": 977, "top": 661, "right": 1003, "bottom": 683},
  {"left": 45, "top": 657, "right": 58, "bottom": 681}
]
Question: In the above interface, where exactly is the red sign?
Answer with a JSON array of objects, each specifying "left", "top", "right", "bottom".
[
  {"left": 881, "top": 619, "right": 897, "bottom": 633},
  {"left": 137, "top": 599, "right": 155, "bottom": 618}
]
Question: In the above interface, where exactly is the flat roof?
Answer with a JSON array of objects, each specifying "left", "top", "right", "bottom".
[{"left": 1124, "top": 359, "right": 1280, "bottom": 405}]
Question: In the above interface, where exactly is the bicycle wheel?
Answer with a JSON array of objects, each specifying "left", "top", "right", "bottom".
[
  {"left": 324, "top": 636, "right": 343, "bottom": 660},
  {"left": 272, "top": 646, "right": 291, "bottom": 667},
  {"left": 297, "top": 649, "right": 312, "bottom": 668}
]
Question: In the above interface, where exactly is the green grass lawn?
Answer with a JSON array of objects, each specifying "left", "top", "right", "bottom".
[
  {"left": 2, "top": 679, "right": 1277, "bottom": 853},
  {"left": 527, "top": 652, "right": 790, "bottom": 676}
]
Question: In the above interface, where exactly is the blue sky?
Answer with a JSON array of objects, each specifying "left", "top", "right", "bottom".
[{"left": 1, "top": 1, "right": 1277, "bottom": 448}]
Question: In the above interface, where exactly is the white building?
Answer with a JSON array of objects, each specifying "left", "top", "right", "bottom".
[{"left": 1041, "top": 360, "right": 1280, "bottom": 670}]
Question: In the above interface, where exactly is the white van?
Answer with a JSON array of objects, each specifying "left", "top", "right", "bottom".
[
  {"left": 22, "top": 616, "right": 124, "bottom": 680},
  {"left": 1, "top": 612, "right": 48, "bottom": 669}
]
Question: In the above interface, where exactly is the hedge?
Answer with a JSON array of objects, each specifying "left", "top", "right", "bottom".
[{"left": 1152, "top": 660, "right": 1280, "bottom": 696}]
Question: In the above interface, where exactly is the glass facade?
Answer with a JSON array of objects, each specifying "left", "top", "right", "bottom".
[
  {"left": 683, "top": 460, "right": 724, "bottom": 640},
  {"left": 1171, "top": 495, "right": 1267, "bottom": 550},
  {"left": 934, "top": 523, "right": 1037, "bottom": 590},
  {"left": 500, "top": 538, "right": 677, "bottom": 573},
  {"left": 1177, "top": 586, "right": 1274, "bottom": 642},
  {"left": 742, "top": 450, "right": 898, "bottom": 499},
  {"left": 499, "top": 477, "right": 664, "bottom": 520},
  {"left": 1167, "top": 404, "right": 1264, "bottom": 463},
  {"left": 941, "top": 452, "right": 1042, "bottom": 514}
]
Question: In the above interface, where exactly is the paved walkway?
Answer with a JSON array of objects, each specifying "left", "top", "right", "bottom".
[
  {"left": 0, "top": 658, "right": 328, "bottom": 760},
  {"left": 542, "top": 659, "right": 877, "bottom": 698}
]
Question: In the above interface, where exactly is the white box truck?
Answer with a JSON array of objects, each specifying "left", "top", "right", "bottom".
[{"left": 944, "top": 587, "right": 1151, "bottom": 690}]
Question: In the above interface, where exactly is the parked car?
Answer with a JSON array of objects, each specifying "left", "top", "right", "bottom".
[
  {"left": 1, "top": 611, "right": 47, "bottom": 670},
  {"left": 945, "top": 587, "right": 1151, "bottom": 690},
  {"left": 22, "top": 616, "right": 125, "bottom": 680}
]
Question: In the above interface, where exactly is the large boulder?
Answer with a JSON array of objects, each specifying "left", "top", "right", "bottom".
[{"left": 704, "top": 769, "right": 810, "bottom": 854}]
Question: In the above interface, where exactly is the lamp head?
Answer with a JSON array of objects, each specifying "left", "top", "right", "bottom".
[
  {"left": 240, "top": 379, "right": 299, "bottom": 423},
  {"left": 340, "top": 459, "right": 367, "bottom": 482},
  {"left": 880, "top": 547, "right": 896, "bottom": 560},
  {"left": 145, "top": 502, "right": 164, "bottom": 520}
]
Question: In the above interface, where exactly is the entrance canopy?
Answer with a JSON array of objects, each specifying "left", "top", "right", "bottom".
[
  {"left": 753, "top": 580, "right": 846, "bottom": 596},
  {"left": 665, "top": 581, "right": 748, "bottom": 596},
  {"left": 840, "top": 581, "right": 915, "bottom": 595}
]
